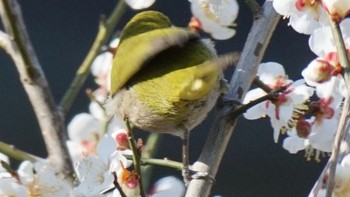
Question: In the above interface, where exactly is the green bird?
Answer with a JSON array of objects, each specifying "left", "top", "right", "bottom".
[{"left": 107, "top": 10, "right": 237, "bottom": 180}]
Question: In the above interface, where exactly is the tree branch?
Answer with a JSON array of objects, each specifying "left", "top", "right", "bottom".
[
  {"left": 185, "top": 1, "right": 280, "bottom": 196},
  {"left": 0, "top": 141, "right": 38, "bottom": 162},
  {"left": 0, "top": 0, "right": 73, "bottom": 180},
  {"left": 59, "top": 0, "right": 127, "bottom": 116},
  {"left": 141, "top": 133, "right": 163, "bottom": 190}
]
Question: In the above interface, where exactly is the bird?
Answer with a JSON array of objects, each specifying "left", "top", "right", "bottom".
[{"left": 107, "top": 10, "right": 238, "bottom": 182}]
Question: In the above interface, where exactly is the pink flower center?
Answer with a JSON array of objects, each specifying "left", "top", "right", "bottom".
[
  {"left": 314, "top": 59, "right": 339, "bottom": 83},
  {"left": 296, "top": 117, "right": 312, "bottom": 138},
  {"left": 295, "top": 0, "right": 320, "bottom": 11},
  {"left": 309, "top": 97, "right": 335, "bottom": 122},
  {"left": 264, "top": 77, "right": 294, "bottom": 120},
  {"left": 276, "top": 91, "right": 292, "bottom": 120},
  {"left": 81, "top": 140, "right": 97, "bottom": 156},
  {"left": 325, "top": 51, "right": 347, "bottom": 74},
  {"left": 295, "top": 0, "right": 321, "bottom": 19},
  {"left": 120, "top": 168, "right": 140, "bottom": 190},
  {"left": 126, "top": 179, "right": 139, "bottom": 189}
]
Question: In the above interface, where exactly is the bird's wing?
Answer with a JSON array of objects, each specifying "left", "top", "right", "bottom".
[
  {"left": 180, "top": 52, "right": 239, "bottom": 100},
  {"left": 110, "top": 28, "right": 199, "bottom": 95}
]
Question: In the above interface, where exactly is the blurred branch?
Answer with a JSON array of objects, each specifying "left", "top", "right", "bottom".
[
  {"left": 185, "top": 1, "right": 280, "bottom": 196},
  {"left": 125, "top": 155, "right": 183, "bottom": 170},
  {"left": 242, "top": 0, "right": 261, "bottom": 18},
  {"left": 141, "top": 133, "right": 163, "bottom": 190},
  {"left": 0, "top": 141, "right": 38, "bottom": 162},
  {"left": 125, "top": 117, "right": 146, "bottom": 197},
  {"left": 59, "top": 0, "right": 127, "bottom": 116},
  {"left": 0, "top": 0, "right": 73, "bottom": 180}
]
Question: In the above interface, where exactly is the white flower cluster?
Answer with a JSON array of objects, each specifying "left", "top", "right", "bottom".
[
  {"left": 272, "top": 0, "right": 350, "bottom": 34},
  {"left": 0, "top": 155, "right": 73, "bottom": 197},
  {"left": 243, "top": 2, "right": 350, "bottom": 195},
  {"left": 189, "top": 0, "right": 239, "bottom": 40}
]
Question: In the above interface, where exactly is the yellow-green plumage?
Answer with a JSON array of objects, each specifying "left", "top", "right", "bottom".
[{"left": 109, "top": 11, "right": 236, "bottom": 136}]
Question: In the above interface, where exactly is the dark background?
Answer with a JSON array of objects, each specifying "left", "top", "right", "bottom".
[{"left": 0, "top": 0, "right": 327, "bottom": 196}]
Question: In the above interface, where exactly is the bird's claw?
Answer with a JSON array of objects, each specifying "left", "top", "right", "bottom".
[
  {"left": 183, "top": 168, "right": 216, "bottom": 186},
  {"left": 190, "top": 170, "right": 216, "bottom": 183}
]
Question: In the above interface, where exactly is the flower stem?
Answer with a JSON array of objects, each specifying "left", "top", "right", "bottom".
[
  {"left": 325, "top": 16, "right": 350, "bottom": 197},
  {"left": 125, "top": 155, "right": 183, "bottom": 170},
  {"left": 113, "top": 172, "right": 127, "bottom": 197},
  {"left": 253, "top": 77, "right": 273, "bottom": 92},
  {"left": 124, "top": 117, "right": 146, "bottom": 197},
  {"left": 0, "top": 141, "right": 37, "bottom": 162},
  {"left": 141, "top": 133, "right": 163, "bottom": 190},
  {"left": 231, "top": 84, "right": 286, "bottom": 116},
  {"left": 59, "top": 0, "right": 127, "bottom": 116}
]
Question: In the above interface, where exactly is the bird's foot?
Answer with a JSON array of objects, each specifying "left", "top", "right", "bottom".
[
  {"left": 191, "top": 170, "right": 216, "bottom": 183},
  {"left": 217, "top": 96, "right": 241, "bottom": 109},
  {"left": 182, "top": 165, "right": 191, "bottom": 186},
  {"left": 182, "top": 168, "right": 216, "bottom": 186}
]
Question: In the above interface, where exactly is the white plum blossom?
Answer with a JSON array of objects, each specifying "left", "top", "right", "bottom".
[
  {"left": 243, "top": 62, "right": 314, "bottom": 142},
  {"left": 91, "top": 51, "right": 113, "bottom": 92},
  {"left": 283, "top": 76, "right": 344, "bottom": 160},
  {"left": 318, "top": 154, "right": 350, "bottom": 196},
  {"left": 321, "top": 0, "right": 350, "bottom": 22},
  {"left": 272, "top": 0, "right": 329, "bottom": 34},
  {"left": 67, "top": 112, "right": 101, "bottom": 164},
  {"left": 66, "top": 104, "right": 127, "bottom": 165},
  {"left": 0, "top": 161, "right": 73, "bottom": 197},
  {"left": 314, "top": 75, "right": 347, "bottom": 103},
  {"left": 301, "top": 58, "right": 339, "bottom": 85},
  {"left": 190, "top": 0, "right": 239, "bottom": 40},
  {"left": 0, "top": 178, "right": 29, "bottom": 197},
  {"left": 74, "top": 135, "right": 132, "bottom": 197},
  {"left": 21, "top": 161, "right": 73, "bottom": 197},
  {"left": 148, "top": 176, "right": 185, "bottom": 197},
  {"left": 282, "top": 118, "right": 338, "bottom": 162},
  {"left": 302, "top": 19, "right": 350, "bottom": 85},
  {"left": 124, "top": 0, "right": 155, "bottom": 10},
  {"left": 91, "top": 38, "right": 120, "bottom": 98},
  {"left": 308, "top": 18, "right": 350, "bottom": 60}
]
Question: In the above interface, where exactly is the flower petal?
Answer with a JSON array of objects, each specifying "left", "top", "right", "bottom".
[{"left": 125, "top": 0, "right": 155, "bottom": 10}]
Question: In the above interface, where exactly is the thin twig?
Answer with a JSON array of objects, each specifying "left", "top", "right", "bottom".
[
  {"left": 59, "top": 0, "right": 127, "bottom": 116},
  {"left": 185, "top": 1, "right": 280, "bottom": 196},
  {"left": 253, "top": 76, "right": 273, "bottom": 92},
  {"left": 231, "top": 85, "right": 287, "bottom": 116},
  {"left": 124, "top": 117, "right": 146, "bottom": 197},
  {"left": 0, "top": 141, "right": 38, "bottom": 162},
  {"left": 113, "top": 171, "right": 127, "bottom": 197},
  {"left": 141, "top": 133, "right": 163, "bottom": 190},
  {"left": 0, "top": 0, "right": 73, "bottom": 180},
  {"left": 125, "top": 155, "right": 183, "bottom": 170}
]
